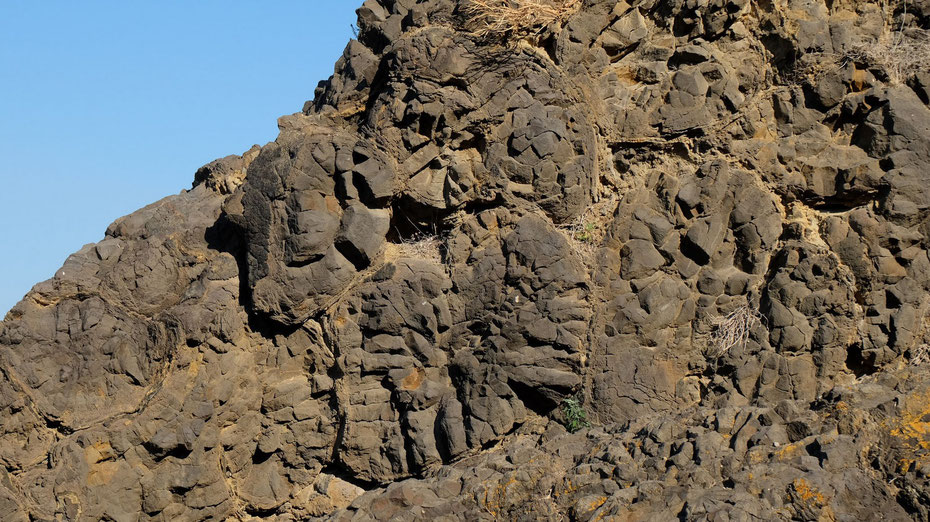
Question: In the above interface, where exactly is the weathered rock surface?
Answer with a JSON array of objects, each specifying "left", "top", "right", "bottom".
[{"left": 2, "top": 0, "right": 930, "bottom": 519}]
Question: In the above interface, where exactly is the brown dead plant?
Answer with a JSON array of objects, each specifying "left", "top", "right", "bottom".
[
  {"left": 705, "top": 305, "right": 762, "bottom": 359},
  {"left": 910, "top": 344, "right": 930, "bottom": 367},
  {"left": 462, "top": 0, "right": 581, "bottom": 41},
  {"left": 847, "top": 29, "right": 930, "bottom": 84},
  {"left": 559, "top": 219, "right": 600, "bottom": 261},
  {"left": 396, "top": 233, "right": 443, "bottom": 264},
  {"left": 845, "top": 0, "right": 930, "bottom": 84}
]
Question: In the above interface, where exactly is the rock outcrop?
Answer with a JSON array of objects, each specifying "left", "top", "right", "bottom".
[{"left": 2, "top": 0, "right": 930, "bottom": 519}]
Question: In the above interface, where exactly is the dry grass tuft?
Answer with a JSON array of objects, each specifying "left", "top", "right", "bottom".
[
  {"left": 705, "top": 305, "right": 762, "bottom": 358},
  {"left": 395, "top": 234, "right": 443, "bottom": 264},
  {"left": 847, "top": 28, "right": 930, "bottom": 84},
  {"left": 560, "top": 219, "right": 600, "bottom": 261},
  {"left": 911, "top": 344, "right": 930, "bottom": 366},
  {"left": 462, "top": 0, "right": 581, "bottom": 41},
  {"left": 556, "top": 195, "right": 618, "bottom": 265}
]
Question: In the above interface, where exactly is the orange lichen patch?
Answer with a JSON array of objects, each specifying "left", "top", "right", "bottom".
[
  {"left": 789, "top": 477, "right": 834, "bottom": 520},
  {"left": 774, "top": 441, "right": 806, "bottom": 461},
  {"left": 792, "top": 478, "right": 827, "bottom": 505},
  {"left": 589, "top": 496, "right": 608, "bottom": 511},
  {"left": 555, "top": 477, "right": 578, "bottom": 499},
  {"left": 886, "top": 386, "right": 930, "bottom": 471},
  {"left": 85, "top": 441, "right": 120, "bottom": 487},
  {"left": 479, "top": 475, "right": 520, "bottom": 518},
  {"left": 788, "top": 478, "right": 836, "bottom": 522},
  {"left": 747, "top": 448, "right": 769, "bottom": 465},
  {"left": 888, "top": 388, "right": 930, "bottom": 450},
  {"left": 400, "top": 368, "right": 424, "bottom": 391},
  {"left": 898, "top": 457, "right": 916, "bottom": 474}
]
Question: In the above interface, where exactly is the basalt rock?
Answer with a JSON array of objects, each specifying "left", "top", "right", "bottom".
[{"left": 2, "top": 0, "right": 930, "bottom": 519}]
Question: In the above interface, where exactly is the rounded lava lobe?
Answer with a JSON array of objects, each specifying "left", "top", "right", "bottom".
[
  {"left": 365, "top": 27, "right": 598, "bottom": 224},
  {"left": 231, "top": 130, "right": 395, "bottom": 325}
]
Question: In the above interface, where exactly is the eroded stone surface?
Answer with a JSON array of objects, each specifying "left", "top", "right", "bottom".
[{"left": 2, "top": 0, "right": 930, "bottom": 519}]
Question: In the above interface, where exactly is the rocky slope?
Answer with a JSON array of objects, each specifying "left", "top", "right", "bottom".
[{"left": 2, "top": 0, "right": 930, "bottom": 519}]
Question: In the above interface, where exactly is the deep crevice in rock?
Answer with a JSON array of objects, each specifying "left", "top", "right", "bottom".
[
  {"left": 845, "top": 343, "right": 878, "bottom": 378},
  {"left": 386, "top": 195, "right": 453, "bottom": 244},
  {"left": 319, "top": 463, "right": 382, "bottom": 492}
]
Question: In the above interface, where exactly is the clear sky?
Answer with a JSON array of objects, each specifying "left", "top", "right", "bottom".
[{"left": 0, "top": 2, "right": 359, "bottom": 315}]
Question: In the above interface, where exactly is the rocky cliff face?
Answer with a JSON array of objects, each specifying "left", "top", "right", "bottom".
[{"left": 2, "top": 0, "right": 930, "bottom": 519}]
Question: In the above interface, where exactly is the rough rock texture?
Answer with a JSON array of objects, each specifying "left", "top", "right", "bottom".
[{"left": 2, "top": 0, "right": 930, "bottom": 519}]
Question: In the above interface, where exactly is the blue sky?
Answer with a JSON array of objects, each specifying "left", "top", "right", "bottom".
[{"left": 0, "top": 2, "right": 359, "bottom": 315}]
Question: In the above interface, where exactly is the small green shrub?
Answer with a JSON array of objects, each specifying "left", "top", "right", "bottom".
[
  {"left": 575, "top": 222, "right": 596, "bottom": 243},
  {"left": 561, "top": 396, "right": 590, "bottom": 433},
  {"left": 559, "top": 218, "right": 602, "bottom": 261}
]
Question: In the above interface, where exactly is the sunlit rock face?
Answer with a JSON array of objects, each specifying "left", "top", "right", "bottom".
[{"left": 2, "top": 0, "right": 930, "bottom": 519}]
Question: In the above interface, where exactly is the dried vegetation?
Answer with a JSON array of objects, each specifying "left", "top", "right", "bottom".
[
  {"left": 705, "top": 305, "right": 763, "bottom": 358},
  {"left": 395, "top": 233, "right": 443, "bottom": 263},
  {"left": 557, "top": 196, "right": 617, "bottom": 264},
  {"left": 462, "top": 0, "right": 581, "bottom": 40},
  {"left": 847, "top": 29, "right": 930, "bottom": 84},
  {"left": 911, "top": 344, "right": 930, "bottom": 366},
  {"left": 846, "top": 0, "right": 930, "bottom": 84}
]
